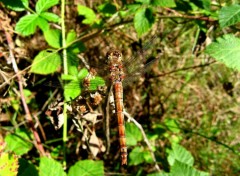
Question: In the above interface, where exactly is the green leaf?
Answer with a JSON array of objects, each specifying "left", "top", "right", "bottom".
[
  {"left": 5, "top": 128, "right": 33, "bottom": 155},
  {"left": 67, "top": 52, "right": 79, "bottom": 75},
  {"left": 44, "top": 29, "right": 61, "bottom": 48},
  {"left": 18, "top": 158, "right": 38, "bottom": 176},
  {"left": 64, "top": 79, "right": 81, "bottom": 101},
  {"left": 205, "top": 34, "right": 240, "bottom": 71},
  {"left": 128, "top": 146, "right": 154, "bottom": 166},
  {"left": 167, "top": 144, "right": 194, "bottom": 166},
  {"left": 36, "top": 16, "right": 49, "bottom": 32},
  {"left": 39, "top": 157, "right": 66, "bottom": 176},
  {"left": 120, "top": 4, "right": 141, "bottom": 17},
  {"left": 0, "top": 152, "right": 18, "bottom": 176},
  {"left": 147, "top": 172, "right": 169, "bottom": 176},
  {"left": 129, "top": 147, "right": 145, "bottom": 165},
  {"left": 126, "top": 123, "right": 142, "bottom": 146},
  {"left": 23, "top": 89, "right": 32, "bottom": 104},
  {"left": 77, "top": 5, "right": 96, "bottom": 24},
  {"left": 66, "top": 30, "right": 77, "bottom": 44},
  {"left": 36, "top": 0, "right": 59, "bottom": 14},
  {"left": 134, "top": 7, "right": 154, "bottom": 37},
  {"left": 151, "top": 0, "right": 176, "bottom": 7},
  {"left": 98, "top": 3, "right": 117, "bottom": 17},
  {"left": 68, "top": 160, "right": 104, "bottom": 176},
  {"left": 40, "top": 12, "right": 60, "bottom": 22},
  {"left": 62, "top": 69, "right": 87, "bottom": 101},
  {"left": 77, "top": 68, "right": 90, "bottom": 79},
  {"left": 135, "top": 0, "right": 150, "bottom": 4},
  {"left": 191, "top": 0, "right": 210, "bottom": 10},
  {"left": 170, "top": 160, "right": 210, "bottom": 176},
  {"left": 30, "top": 50, "right": 61, "bottom": 74},
  {"left": 89, "top": 76, "right": 105, "bottom": 91},
  {"left": 15, "top": 14, "right": 39, "bottom": 36},
  {"left": 219, "top": 4, "right": 240, "bottom": 28},
  {"left": 164, "top": 118, "right": 180, "bottom": 133},
  {"left": 0, "top": 0, "right": 28, "bottom": 11}
]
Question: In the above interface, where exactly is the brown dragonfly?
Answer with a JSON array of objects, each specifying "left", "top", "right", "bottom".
[{"left": 45, "top": 35, "right": 160, "bottom": 165}]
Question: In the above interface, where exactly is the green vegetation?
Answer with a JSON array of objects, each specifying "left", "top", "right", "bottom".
[{"left": 0, "top": 0, "right": 240, "bottom": 175}]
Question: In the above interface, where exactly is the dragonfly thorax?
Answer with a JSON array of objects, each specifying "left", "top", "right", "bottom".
[
  {"left": 107, "top": 49, "right": 125, "bottom": 83},
  {"left": 109, "top": 64, "right": 125, "bottom": 82}
]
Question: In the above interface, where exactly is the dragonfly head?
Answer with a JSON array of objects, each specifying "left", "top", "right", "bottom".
[{"left": 106, "top": 49, "right": 123, "bottom": 65}]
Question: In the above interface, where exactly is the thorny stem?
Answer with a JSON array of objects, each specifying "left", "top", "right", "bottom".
[
  {"left": 61, "top": 0, "right": 68, "bottom": 168},
  {"left": 2, "top": 23, "right": 46, "bottom": 156},
  {"left": 124, "top": 111, "right": 161, "bottom": 172}
]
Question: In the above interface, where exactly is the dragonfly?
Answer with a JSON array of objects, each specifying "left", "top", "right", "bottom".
[{"left": 45, "top": 35, "right": 160, "bottom": 165}]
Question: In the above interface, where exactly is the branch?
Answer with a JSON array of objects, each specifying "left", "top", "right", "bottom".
[
  {"left": 124, "top": 111, "right": 161, "bottom": 172},
  {"left": 2, "top": 22, "right": 46, "bottom": 156}
]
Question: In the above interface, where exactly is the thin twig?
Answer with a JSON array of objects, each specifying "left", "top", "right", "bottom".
[
  {"left": 124, "top": 111, "right": 161, "bottom": 172},
  {"left": 2, "top": 22, "right": 45, "bottom": 156},
  {"left": 105, "top": 85, "right": 113, "bottom": 155},
  {"left": 153, "top": 60, "right": 216, "bottom": 78}
]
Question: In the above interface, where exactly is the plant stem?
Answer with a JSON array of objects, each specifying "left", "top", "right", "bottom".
[
  {"left": 2, "top": 21, "right": 46, "bottom": 156},
  {"left": 61, "top": 0, "right": 68, "bottom": 168}
]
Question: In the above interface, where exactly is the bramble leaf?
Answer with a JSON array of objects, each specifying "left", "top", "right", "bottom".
[
  {"left": 167, "top": 144, "right": 194, "bottom": 166},
  {"left": 171, "top": 160, "right": 210, "bottom": 176},
  {"left": 18, "top": 158, "right": 38, "bottom": 176},
  {"left": 77, "top": 5, "right": 96, "bottom": 24},
  {"left": 98, "top": 3, "right": 117, "bottom": 17},
  {"left": 15, "top": 14, "right": 39, "bottom": 36},
  {"left": 134, "top": 7, "right": 154, "bottom": 37},
  {"left": 151, "top": 0, "right": 176, "bottom": 7},
  {"left": 219, "top": 4, "right": 240, "bottom": 28},
  {"left": 36, "top": 16, "right": 49, "bottom": 32},
  {"left": 30, "top": 50, "right": 61, "bottom": 74},
  {"left": 39, "top": 157, "right": 66, "bottom": 176},
  {"left": 40, "top": 12, "right": 60, "bottom": 22},
  {"left": 126, "top": 123, "right": 142, "bottom": 146},
  {"left": 205, "top": 34, "right": 240, "bottom": 71},
  {"left": 36, "top": 0, "right": 59, "bottom": 14},
  {"left": 44, "top": 29, "right": 61, "bottom": 48},
  {"left": 68, "top": 160, "right": 104, "bottom": 176},
  {"left": 5, "top": 128, "right": 33, "bottom": 155},
  {"left": 0, "top": 0, "right": 28, "bottom": 11}
]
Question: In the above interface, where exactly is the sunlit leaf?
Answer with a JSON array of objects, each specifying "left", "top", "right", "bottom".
[
  {"left": 129, "top": 147, "right": 145, "bottom": 165},
  {"left": 36, "top": 16, "right": 49, "bottom": 32},
  {"left": 68, "top": 160, "right": 104, "bottom": 176},
  {"left": 126, "top": 122, "right": 142, "bottom": 146},
  {"left": 36, "top": 0, "right": 59, "bottom": 14},
  {"left": 5, "top": 128, "right": 33, "bottom": 156},
  {"left": 40, "top": 12, "right": 60, "bottom": 22},
  {"left": 30, "top": 50, "right": 61, "bottom": 74},
  {"left": 151, "top": 0, "right": 176, "bottom": 7},
  {"left": 15, "top": 14, "right": 39, "bottom": 36},
  {"left": 64, "top": 79, "right": 81, "bottom": 101},
  {"left": 44, "top": 29, "right": 61, "bottom": 48},
  {"left": 205, "top": 34, "right": 240, "bottom": 71},
  {"left": 134, "top": 7, "right": 154, "bottom": 37},
  {"left": 39, "top": 157, "right": 66, "bottom": 176},
  {"left": 0, "top": 152, "right": 18, "bottom": 176},
  {"left": 98, "top": 3, "right": 117, "bottom": 17},
  {"left": 66, "top": 30, "right": 77, "bottom": 44},
  {"left": 167, "top": 144, "right": 194, "bottom": 166},
  {"left": 77, "top": 5, "right": 96, "bottom": 24},
  {"left": 219, "top": 4, "right": 240, "bottom": 28},
  {"left": 191, "top": 0, "right": 210, "bottom": 10},
  {"left": 170, "top": 160, "right": 210, "bottom": 176}
]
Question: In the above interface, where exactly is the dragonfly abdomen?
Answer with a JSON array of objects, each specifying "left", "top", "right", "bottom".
[{"left": 113, "top": 82, "right": 127, "bottom": 165}]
